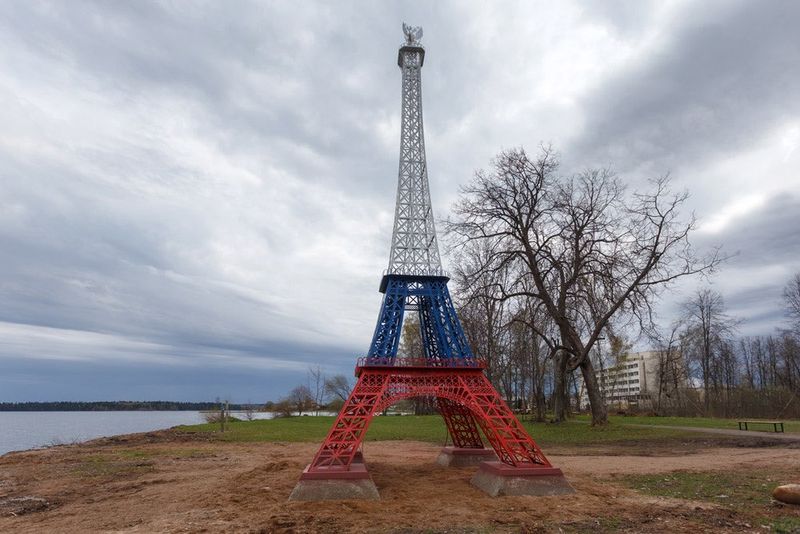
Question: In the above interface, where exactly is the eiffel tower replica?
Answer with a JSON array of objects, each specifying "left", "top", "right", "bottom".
[{"left": 290, "top": 24, "right": 573, "bottom": 501}]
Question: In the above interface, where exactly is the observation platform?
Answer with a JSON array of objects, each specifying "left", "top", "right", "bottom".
[{"left": 355, "top": 356, "right": 486, "bottom": 376}]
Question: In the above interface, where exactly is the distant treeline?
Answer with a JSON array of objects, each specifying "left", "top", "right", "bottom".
[{"left": 0, "top": 401, "right": 249, "bottom": 412}]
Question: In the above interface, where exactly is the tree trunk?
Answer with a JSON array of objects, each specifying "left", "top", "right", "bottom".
[
  {"left": 535, "top": 387, "right": 547, "bottom": 422},
  {"left": 552, "top": 350, "right": 568, "bottom": 422},
  {"left": 579, "top": 356, "right": 609, "bottom": 426},
  {"left": 533, "top": 368, "right": 547, "bottom": 422},
  {"left": 413, "top": 396, "right": 436, "bottom": 415}
]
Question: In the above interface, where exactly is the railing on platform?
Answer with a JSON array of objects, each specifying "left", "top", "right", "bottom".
[{"left": 356, "top": 356, "right": 486, "bottom": 369}]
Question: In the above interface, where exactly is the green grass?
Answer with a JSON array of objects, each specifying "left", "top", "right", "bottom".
[
  {"left": 623, "top": 470, "right": 782, "bottom": 505},
  {"left": 622, "top": 470, "right": 800, "bottom": 532},
  {"left": 116, "top": 448, "right": 213, "bottom": 459},
  {"left": 73, "top": 454, "right": 155, "bottom": 478},
  {"left": 772, "top": 517, "right": 800, "bottom": 534},
  {"left": 597, "top": 415, "right": 800, "bottom": 433},
  {"left": 176, "top": 415, "right": 695, "bottom": 446},
  {"left": 72, "top": 448, "right": 213, "bottom": 478},
  {"left": 177, "top": 416, "right": 447, "bottom": 443}
]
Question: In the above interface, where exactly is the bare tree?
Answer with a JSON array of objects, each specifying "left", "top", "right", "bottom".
[
  {"left": 648, "top": 322, "right": 688, "bottom": 414},
  {"left": 680, "top": 288, "right": 738, "bottom": 414},
  {"left": 784, "top": 272, "right": 800, "bottom": 334},
  {"left": 449, "top": 146, "right": 719, "bottom": 425},
  {"left": 508, "top": 294, "right": 557, "bottom": 421},
  {"left": 307, "top": 365, "right": 325, "bottom": 416},
  {"left": 453, "top": 239, "right": 511, "bottom": 384},
  {"left": 273, "top": 399, "right": 294, "bottom": 418},
  {"left": 204, "top": 397, "right": 231, "bottom": 431},
  {"left": 244, "top": 400, "right": 256, "bottom": 421},
  {"left": 324, "top": 374, "right": 352, "bottom": 403},
  {"left": 601, "top": 332, "right": 634, "bottom": 413},
  {"left": 287, "top": 385, "right": 314, "bottom": 416},
  {"left": 398, "top": 315, "right": 424, "bottom": 358}
]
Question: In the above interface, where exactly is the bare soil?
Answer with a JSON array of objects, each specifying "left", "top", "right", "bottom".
[{"left": 1, "top": 430, "right": 798, "bottom": 533}]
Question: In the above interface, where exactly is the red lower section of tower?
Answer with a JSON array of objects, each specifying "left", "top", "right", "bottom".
[{"left": 306, "top": 361, "right": 553, "bottom": 474}]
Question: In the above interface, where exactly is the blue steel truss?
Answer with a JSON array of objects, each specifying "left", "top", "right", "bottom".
[{"left": 366, "top": 274, "right": 475, "bottom": 366}]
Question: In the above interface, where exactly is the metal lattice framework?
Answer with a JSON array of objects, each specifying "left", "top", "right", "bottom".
[
  {"left": 309, "top": 366, "right": 552, "bottom": 471},
  {"left": 437, "top": 397, "right": 483, "bottom": 449},
  {"left": 367, "top": 276, "right": 475, "bottom": 365},
  {"left": 387, "top": 30, "right": 443, "bottom": 277},
  {"left": 303, "top": 24, "right": 555, "bottom": 479}
]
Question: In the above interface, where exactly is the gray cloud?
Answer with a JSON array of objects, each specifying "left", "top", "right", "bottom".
[
  {"left": 707, "top": 194, "right": 800, "bottom": 269},
  {"left": 569, "top": 0, "right": 800, "bottom": 177},
  {"left": 694, "top": 193, "right": 800, "bottom": 335},
  {"left": 0, "top": 1, "right": 798, "bottom": 401}
]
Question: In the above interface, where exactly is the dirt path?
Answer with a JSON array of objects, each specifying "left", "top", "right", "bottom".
[
  {"left": 557, "top": 446, "right": 800, "bottom": 475},
  {"left": 1, "top": 433, "right": 798, "bottom": 533},
  {"left": 626, "top": 423, "right": 800, "bottom": 442}
]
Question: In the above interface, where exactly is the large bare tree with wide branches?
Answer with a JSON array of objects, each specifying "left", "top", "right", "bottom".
[
  {"left": 448, "top": 146, "right": 720, "bottom": 425},
  {"left": 785, "top": 273, "right": 800, "bottom": 334}
]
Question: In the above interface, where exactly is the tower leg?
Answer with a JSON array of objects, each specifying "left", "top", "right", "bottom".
[
  {"left": 437, "top": 397, "right": 483, "bottom": 448},
  {"left": 289, "top": 372, "right": 389, "bottom": 501},
  {"left": 459, "top": 373, "right": 551, "bottom": 467},
  {"left": 455, "top": 374, "right": 574, "bottom": 496},
  {"left": 436, "top": 397, "right": 497, "bottom": 467},
  {"left": 307, "top": 371, "right": 389, "bottom": 470}
]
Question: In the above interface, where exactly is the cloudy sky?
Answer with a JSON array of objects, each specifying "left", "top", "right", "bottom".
[{"left": 1, "top": 1, "right": 798, "bottom": 402}]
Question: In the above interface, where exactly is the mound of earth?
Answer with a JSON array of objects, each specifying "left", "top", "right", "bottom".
[{"left": 0, "top": 430, "right": 798, "bottom": 533}]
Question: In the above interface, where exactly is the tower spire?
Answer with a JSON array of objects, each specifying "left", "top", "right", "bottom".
[{"left": 387, "top": 23, "right": 443, "bottom": 277}]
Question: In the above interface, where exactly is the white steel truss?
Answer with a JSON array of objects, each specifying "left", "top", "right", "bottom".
[{"left": 387, "top": 25, "right": 444, "bottom": 278}]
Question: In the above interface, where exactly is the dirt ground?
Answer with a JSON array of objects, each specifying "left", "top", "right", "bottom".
[{"left": 1, "top": 430, "right": 799, "bottom": 533}]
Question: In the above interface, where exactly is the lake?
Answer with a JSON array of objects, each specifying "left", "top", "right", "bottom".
[{"left": 0, "top": 411, "right": 258, "bottom": 456}]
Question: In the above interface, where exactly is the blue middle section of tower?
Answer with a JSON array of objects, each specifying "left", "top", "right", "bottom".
[{"left": 366, "top": 274, "right": 476, "bottom": 366}]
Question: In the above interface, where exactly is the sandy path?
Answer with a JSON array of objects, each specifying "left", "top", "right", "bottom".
[
  {"left": 556, "top": 446, "right": 800, "bottom": 476},
  {"left": 1, "top": 436, "right": 798, "bottom": 533},
  {"left": 625, "top": 424, "right": 800, "bottom": 442}
]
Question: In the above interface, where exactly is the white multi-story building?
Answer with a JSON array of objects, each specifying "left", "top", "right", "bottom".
[{"left": 579, "top": 351, "right": 664, "bottom": 410}]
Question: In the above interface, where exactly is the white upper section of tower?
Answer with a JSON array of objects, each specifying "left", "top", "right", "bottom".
[{"left": 387, "top": 24, "right": 444, "bottom": 278}]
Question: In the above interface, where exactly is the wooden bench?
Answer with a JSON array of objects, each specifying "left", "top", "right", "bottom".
[{"left": 737, "top": 420, "right": 784, "bottom": 433}]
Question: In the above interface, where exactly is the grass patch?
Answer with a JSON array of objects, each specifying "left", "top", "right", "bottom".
[
  {"left": 597, "top": 415, "right": 800, "bottom": 433},
  {"left": 73, "top": 454, "right": 155, "bottom": 478},
  {"left": 772, "top": 517, "right": 800, "bottom": 534},
  {"left": 72, "top": 448, "right": 211, "bottom": 478},
  {"left": 529, "top": 419, "right": 692, "bottom": 447},
  {"left": 116, "top": 448, "right": 212, "bottom": 460},
  {"left": 622, "top": 470, "right": 800, "bottom": 532},
  {"left": 177, "top": 416, "right": 447, "bottom": 443},
  {"left": 177, "top": 415, "right": 695, "bottom": 446},
  {"left": 622, "top": 470, "right": 782, "bottom": 505}
]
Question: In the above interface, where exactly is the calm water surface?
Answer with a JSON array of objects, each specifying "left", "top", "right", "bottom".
[{"left": 0, "top": 411, "right": 213, "bottom": 455}]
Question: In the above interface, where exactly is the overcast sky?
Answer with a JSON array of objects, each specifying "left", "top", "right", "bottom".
[{"left": 1, "top": 1, "right": 798, "bottom": 402}]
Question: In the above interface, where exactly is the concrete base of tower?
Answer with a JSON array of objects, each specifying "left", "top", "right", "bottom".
[
  {"left": 288, "top": 478, "right": 379, "bottom": 501},
  {"left": 288, "top": 462, "right": 379, "bottom": 501},
  {"left": 436, "top": 446, "right": 497, "bottom": 467},
  {"left": 470, "top": 461, "right": 575, "bottom": 497}
]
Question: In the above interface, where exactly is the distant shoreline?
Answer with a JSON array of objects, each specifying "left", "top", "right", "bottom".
[{"left": 0, "top": 401, "right": 252, "bottom": 412}]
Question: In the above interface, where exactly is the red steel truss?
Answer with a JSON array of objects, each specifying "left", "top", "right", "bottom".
[
  {"left": 307, "top": 364, "right": 552, "bottom": 472},
  {"left": 437, "top": 397, "right": 483, "bottom": 449}
]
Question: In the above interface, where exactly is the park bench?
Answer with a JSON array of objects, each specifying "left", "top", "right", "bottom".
[{"left": 737, "top": 420, "right": 784, "bottom": 433}]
